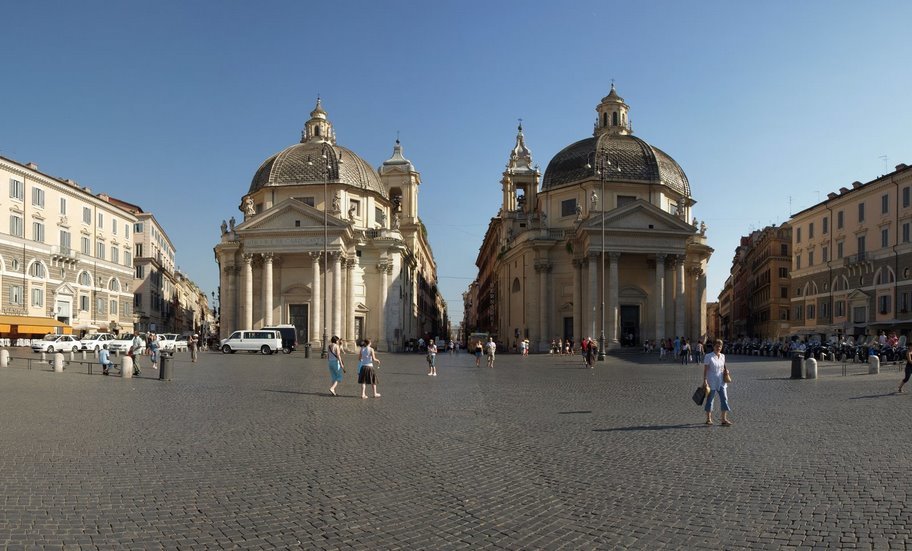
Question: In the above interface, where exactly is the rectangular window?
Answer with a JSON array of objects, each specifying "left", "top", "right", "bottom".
[
  {"left": 781, "top": 286, "right": 788, "bottom": 298},
  {"left": 780, "top": 309, "right": 790, "bottom": 321},
  {"left": 349, "top": 199, "right": 361, "bottom": 216},
  {"left": 83, "top": 207, "right": 91, "bottom": 225},
  {"left": 134, "top": 222, "right": 143, "bottom": 233},
  {"left": 135, "top": 244, "right": 143, "bottom": 257},
  {"left": 111, "top": 247, "right": 120, "bottom": 264},
  {"left": 96, "top": 297, "right": 106, "bottom": 316},
  {"left": 879, "top": 295, "right": 892, "bottom": 315},
  {"left": 31, "top": 187, "right": 45, "bottom": 207},
  {"left": 882, "top": 194, "right": 889, "bottom": 214},
  {"left": 900, "top": 292, "right": 910, "bottom": 313},
  {"left": 112, "top": 218, "right": 117, "bottom": 235},
  {"left": 780, "top": 244, "right": 788, "bottom": 256},
  {"left": 97, "top": 212, "right": 104, "bottom": 228},
  {"left": 59, "top": 197, "right": 67, "bottom": 215},
  {"left": 374, "top": 206, "right": 383, "bottom": 225},
  {"left": 807, "top": 305, "right": 815, "bottom": 319},
  {"left": 808, "top": 251, "right": 814, "bottom": 266},
  {"left": 822, "top": 246, "right": 828, "bottom": 262},
  {"left": 96, "top": 241, "right": 105, "bottom": 260},
  {"left": 124, "top": 251, "right": 132, "bottom": 266},
  {"left": 779, "top": 267, "right": 788, "bottom": 278},
  {"left": 905, "top": 187, "right": 911, "bottom": 208},
  {"left": 821, "top": 302, "right": 829, "bottom": 319},
  {"left": 110, "top": 299, "right": 117, "bottom": 314},
  {"left": 9, "top": 215, "right": 23, "bottom": 237},
  {"left": 561, "top": 198, "right": 577, "bottom": 217},
  {"left": 858, "top": 236, "right": 866, "bottom": 255},
  {"left": 859, "top": 202, "right": 865, "bottom": 222},
  {"left": 9, "top": 178, "right": 24, "bottom": 200},
  {"left": 81, "top": 236, "right": 90, "bottom": 255},
  {"left": 837, "top": 210, "right": 844, "bottom": 229},
  {"left": 10, "top": 284, "right": 22, "bottom": 305},
  {"left": 796, "top": 305, "right": 804, "bottom": 320},
  {"left": 823, "top": 217, "right": 828, "bottom": 234},
  {"left": 60, "top": 230, "right": 71, "bottom": 252},
  {"left": 31, "top": 288, "right": 44, "bottom": 307},
  {"left": 125, "top": 224, "right": 130, "bottom": 239},
  {"left": 809, "top": 223, "right": 814, "bottom": 239},
  {"left": 32, "top": 222, "right": 44, "bottom": 243},
  {"left": 836, "top": 301, "right": 845, "bottom": 317},
  {"left": 837, "top": 241, "right": 844, "bottom": 259},
  {"left": 905, "top": 223, "right": 911, "bottom": 244},
  {"left": 882, "top": 228, "right": 889, "bottom": 248},
  {"left": 795, "top": 255, "right": 801, "bottom": 270},
  {"left": 796, "top": 227, "right": 802, "bottom": 242},
  {"left": 853, "top": 306, "right": 866, "bottom": 323},
  {"left": 136, "top": 265, "right": 145, "bottom": 278},
  {"left": 134, "top": 293, "right": 142, "bottom": 308},
  {"left": 80, "top": 295, "right": 89, "bottom": 311}
]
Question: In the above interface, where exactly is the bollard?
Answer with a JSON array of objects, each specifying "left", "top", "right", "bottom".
[
  {"left": 790, "top": 352, "right": 805, "bottom": 379},
  {"left": 82, "top": 350, "right": 87, "bottom": 360},
  {"left": 806, "top": 357, "right": 818, "bottom": 379},
  {"left": 159, "top": 352, "right": 173, "bottom": 381},
  {"left": 304, "top": 343, "right": 311, "bottom": 359},
  {"left": 827, "top": 352, "right": 835, "bottom": 362},
  {"left": 869, "top": 355, "right": 880, "bottom": 375},
  {"left": 41, "top": 351, "right": 47, "bottom": 363},
  {"left": 121, "top": 356, "right": 133, "bottom": 379},
  {"left": 0, "top": 349, "right": 8, "bottom": 367},
  {"left": 53, "top": 352, "right": 64, "bottom": 373},
  {"left": 69, "top": 350, "right": 75, "bottom": 363}
]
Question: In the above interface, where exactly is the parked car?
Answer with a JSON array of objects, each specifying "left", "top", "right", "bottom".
[
  {"left": 32, "top": 334, "right": 82, "bottom": 353},
  {"left": 158, "top": 333, "right": 178, "bottom": 352},
  {"left": 79, "top": 333, "right": 116, "bottom": 351},
  {"left": 109, "top": 333, "right": 146, "bottom": 355},
  {"left": 220, "top": 330, "right": 282, "bottom": 354},
  {"left": 262, "top": 325, "right": 297, "bottom": 353}
]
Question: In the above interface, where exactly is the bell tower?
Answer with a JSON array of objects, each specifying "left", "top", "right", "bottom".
[
  {"left": 380, "top": 138, "right": 420, "bottom": 225},
  {"left": 301, "top": 97, "right": 336, "bottom": 144},
  {"left": 501, "top": 121, "right": 540, "bottom": 214}
]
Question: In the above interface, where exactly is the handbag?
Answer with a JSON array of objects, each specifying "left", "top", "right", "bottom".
[
  {"left": 692, "top": 384, "right": 707, "bottom": 406},
  {"left": 723, "top": 366, "right": 733, "bottom": 383}
]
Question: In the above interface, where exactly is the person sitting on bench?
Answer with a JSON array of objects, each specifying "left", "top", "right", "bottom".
[{"left": 99, "top": 344, "right": 114, "bottom": 376}]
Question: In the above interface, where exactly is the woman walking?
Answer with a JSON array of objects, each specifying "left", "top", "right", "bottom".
[
  {"left": 328, "top": 336, "right": 345, "bottom": 396},
  {"left": 474, "top": 340, "right": 483, "bottom": 367},
  {"left": 148, "top": 332, "right": 161, "bottom": 370},
  {"left": 358, "top": 338, "right": 381, "bottom": 398},
  {"left": 703, "top": 339, "right": 733, "bottom": 426},
  {"left": 898, "top": 346, "right": 912, "bottom": 393}
]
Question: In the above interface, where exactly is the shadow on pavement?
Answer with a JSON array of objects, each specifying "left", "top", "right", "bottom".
[
  {"left": 593, "top": 423, "right": 705, "bottom": 432},
  {"left": 849, "top": 392, "right": 901, "bottom": 400}
]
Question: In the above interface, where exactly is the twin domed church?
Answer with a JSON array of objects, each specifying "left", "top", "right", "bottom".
[
  {"left": 214, "top": 99, "right": 446, "bottom": 352},
  {"left": 468, "top": 85, "right": 713, "bottom": 351},
  {"left": 215, "top": 85, "right": 713, "bottom": 353}
]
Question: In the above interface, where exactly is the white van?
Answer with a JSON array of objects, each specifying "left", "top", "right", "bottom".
[{"left": 220, "top": 330, "right": 283, "bottom": 355}]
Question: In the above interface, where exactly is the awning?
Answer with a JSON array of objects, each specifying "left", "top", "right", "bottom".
[{"left": 0, "top": 315, "right": 72, "bottom": 335}]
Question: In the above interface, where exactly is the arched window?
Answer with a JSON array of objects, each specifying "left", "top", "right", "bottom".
[
  {"left": 29, "top": 262, "right": 45, "bottom": 278},
  {"left": 79, "top": 272, "right": 91, "bottom": 286},
  {"left": 108, "top": 278, "right": 120, "bottom": 292},
  {"left": 512, "top": 278, "right": 521, "bottom": 293},
  {"left": 602, "top": 113, "right": 607, "bottom": 127},
  {"left": 612, "top": 112, "right": 619, "bottom": 126}
]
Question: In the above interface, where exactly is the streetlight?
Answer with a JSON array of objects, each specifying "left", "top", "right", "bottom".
[
  {"left": 308, "top": 149, "right": 342, "bottom": 359},
  {"left": 587, "top": 148, "right": 620, "bottom": 361}
]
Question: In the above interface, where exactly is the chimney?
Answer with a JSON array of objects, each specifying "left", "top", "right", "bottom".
[
  {"left": 896, "top": 163, "right": 908, "bottom": 171},
  {"left": 852, "top": 181, "right": 863, "bottom": 189},
  {"left": 827, "top": 192, "right": 838, "bottom": 200},
  {"left": 839, "top": 187, "right": 850, "bottom": 194},
  {"left": 26, "top": 162, "right": 38, "bottom": 170}
]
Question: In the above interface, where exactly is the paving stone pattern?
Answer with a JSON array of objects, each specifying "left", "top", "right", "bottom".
[{"left": 0, "top": 349, "right": 910, "bottom": 549}]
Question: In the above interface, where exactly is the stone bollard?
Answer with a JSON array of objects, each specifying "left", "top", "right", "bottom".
[
  {"left": 69, "top": 350, "right": 75, "bottom": 363},
  {"left": 869, "top": 355, "right": 880, "bottom": 374},
  {"left": 121, "top": 356, "right": 133, "bottom": 379},
  {"left": 828, "top": 352, "right": 835, "bottom": 362},
  {"left": 806, "top": 357, "right": 818, "bottom": 379},
  {"left": 53, "top": 352, "right": 64, "bottom": 373},
  {"left": 0, "top": 349, "right": 8, "bottom": 367},
  {"left": 41, "top": 351, "right": 47, "bottom": 363},
  {"left": 81, "top": 350, "right": 87, "bottom": 360}
]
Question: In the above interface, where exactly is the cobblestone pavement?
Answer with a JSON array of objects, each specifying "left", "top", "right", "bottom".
[{"left": 1, "top": 347, "right": 910, "bottom": 549}]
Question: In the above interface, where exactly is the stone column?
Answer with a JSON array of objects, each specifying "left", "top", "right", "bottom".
[
  {"left": 242, "top": 253, "right": 254, "bottom": 330},
  {"left": 588, "top": 252, "right": 599, "bottom": 341},
  {"left": 535, "top": 261, "right": 551, "bottom": 352},
  {"left": 655, "top": 254, "right": 666, "bottom": 342},
  {"left": 378, "top": 262, "right": 390, "bottom": 351},
  {"left": 346, "top": 258, "right": 356, "bottom": 347},
  {"left": 572, "top": 258, "right": 583, "bottom": 341},
  {"left": 675, "top": 256, "right": 686, "bottom": 338},
  {"left": 332, "top": 253, "right": 343, "bottom": 338},
  {"left": 608, "top": 252, "right": 620, "bottom": 346},
  {"left": 262, "top": 253, "right": 274, "bottom": 327},
  {"left": 220, "top": 265, "right": 235, "bottom": 338},
  {"left": 311, "top": 252, "right": 322, "bottom": 345},
  {"left": 696, "top": 268, "right": 707, "bottom": 340}
]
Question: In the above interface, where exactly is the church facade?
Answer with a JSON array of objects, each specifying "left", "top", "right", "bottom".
[
  {"left": 471, "top": 86, "right": 713, "bottom": 351},
  {"left": 214, "top": 100, "right": 446, "bottom": 352}
]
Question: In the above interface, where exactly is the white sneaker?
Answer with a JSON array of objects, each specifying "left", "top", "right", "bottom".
[{"left": 433, "top": 373, "right": 437, "bottom": 376}]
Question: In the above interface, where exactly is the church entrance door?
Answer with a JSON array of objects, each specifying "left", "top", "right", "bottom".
[
  {"left": 289, "top": 304, "right": 309, "bottom": 347},
  {"left": 620, "top": 305, "right": 639, "bottom": 347}
]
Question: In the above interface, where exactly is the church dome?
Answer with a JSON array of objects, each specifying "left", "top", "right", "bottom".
[
  {"left": 248, "top": 99, "right": 388, "bottom": 199},
  {"left": 541, "top": 87, "right": 690, "bottom": 197}
]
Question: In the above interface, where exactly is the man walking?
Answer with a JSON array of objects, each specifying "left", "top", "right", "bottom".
[{"left": 486, "top": 337, "right": 497, "bottom": 368}]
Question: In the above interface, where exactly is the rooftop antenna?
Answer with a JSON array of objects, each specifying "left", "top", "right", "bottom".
[
  {"left": 880, "top": 155, "right": 889, "bottom": 173},
  {"left": 788, "top": 196, "right": 792, "bottom": 219},
  {"left": 814, "top": 190, "right": 820, "bottom": 203}
]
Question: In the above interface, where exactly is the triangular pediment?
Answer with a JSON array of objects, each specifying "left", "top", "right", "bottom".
[
  {"left": 581, "top": 199, "right": 696, "bottom": 234},
  {"left": 846, "top": 289, "right": 870, "bottom": 301},
  {"left": 236, "top": 198, "right": 350, "bottom": 232}
]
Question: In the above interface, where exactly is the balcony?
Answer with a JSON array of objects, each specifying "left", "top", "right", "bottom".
[
  {"left": 843, "top": 252, "right": 867, "bottom": 266},
  {"left": 51, "top": 245, "right": 80, "bottom": 262}
]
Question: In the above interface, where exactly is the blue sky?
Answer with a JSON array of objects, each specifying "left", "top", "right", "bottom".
[{"left": 2, "top": 1, "right": 911, "bottom": 325}]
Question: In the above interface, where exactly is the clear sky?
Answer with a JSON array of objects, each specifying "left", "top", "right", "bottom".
[{"left": 2, "top": 1, "right": 911, "bottom": 327}]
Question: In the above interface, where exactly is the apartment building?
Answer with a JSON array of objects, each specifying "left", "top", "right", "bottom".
[
  {"left": 0, "top": 156, "right": 136, "bottom": 336},
  {"left": 790, "top": 162, "right": 912, "bottom": 339}
]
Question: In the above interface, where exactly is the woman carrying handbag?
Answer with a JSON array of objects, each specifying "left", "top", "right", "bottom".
[{"left": 703, "top": 339, "right": 733, "bottom": 426}]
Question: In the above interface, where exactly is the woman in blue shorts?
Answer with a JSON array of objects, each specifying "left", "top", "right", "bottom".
[{"left": 328, "top": 336, "right": 345, "bottom": 396}]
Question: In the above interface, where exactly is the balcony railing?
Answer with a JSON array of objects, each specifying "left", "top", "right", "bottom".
[
  {"left": 843, "top": 252, "right": 867, "bottom": 266},
  {"left": 51, "top": 245, "right": 80, "bottom": 261}
]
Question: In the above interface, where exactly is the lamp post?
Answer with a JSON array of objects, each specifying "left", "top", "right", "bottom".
[
  {"left": 587, "top": 148, "right": 620, "bottom": 360},
  {"left": 309, "top": 150, "right": 342, "bottom": 359}
]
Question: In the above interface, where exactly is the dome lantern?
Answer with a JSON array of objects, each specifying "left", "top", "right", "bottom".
[
  {"left": 594, "top": 83, "right": 631, "bottom": 137},
  {"left": 301, "top": 97, "right": 336, "bottom": 144}
]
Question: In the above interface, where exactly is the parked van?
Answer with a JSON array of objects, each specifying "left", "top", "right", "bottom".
[
  {"left": 220, "top": 330, "right": 283, "bottom": 355},
  {"left": 262, "top": 325, "right": 298, "bottom": 353}
]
